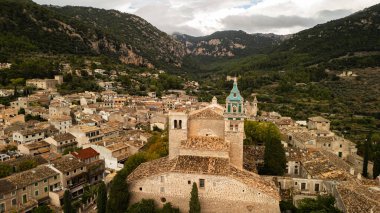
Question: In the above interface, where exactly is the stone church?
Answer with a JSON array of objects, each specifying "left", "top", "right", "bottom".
[{"left": 127, "top": 78, "right": 280, "bottom": 212}]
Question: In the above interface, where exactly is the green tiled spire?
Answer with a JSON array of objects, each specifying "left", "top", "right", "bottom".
[{"left": 226, "top": 77, "right": 243, "bottom": 102}]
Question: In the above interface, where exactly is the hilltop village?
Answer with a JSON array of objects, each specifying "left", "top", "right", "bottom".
[{"left": 0, "top": 74, "right": 378, "bottom": 212}]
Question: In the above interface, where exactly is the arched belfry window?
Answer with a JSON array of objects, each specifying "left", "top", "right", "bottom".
[
  {"left": 174, "top": 120, "right": 177, "bottom": 129},
  {"left": 233, "top": 105, "right": 237, "bottom": 113},
  {"left": 179, "top": 120, "right": 182, "bottom": 129}
]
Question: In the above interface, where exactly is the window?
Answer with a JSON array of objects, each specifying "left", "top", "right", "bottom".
[
  {"left": 0, "top": 203, "right": 4, "bottom": 213},
  {"left": 314, "top": 184, "right": 320, "bottom": 192},
  {"left": 199, "top": 179, "right": 205, "bottom": 188},
  {"left": 294, "top": 182, "right": 298, "bottom": 185},
  {"left": 34, "top": 182, "right": 38, "bottom": 187},
  {"left": 66, "top": 172, "right": 70, "bottom": 176},
  {"left": 139, "top": 187, "right": 142, "bottom": 191},
  {"left": 179, "top": 120, "right": 182, "bottom": 129},
  {"left": 44, "top": 187, "right": 48, "bottom": 193},
  {"left": 22, "top": 195, "right": 27, "bottom": 204},
  {"left": 160, "top": 176, "right": 164, "bottom": 183},
  {"left": 35, "top": 190, "right": 38, "bottom": 196},
  {"left": 160, "top": 187, "right": 165, "bottom": 193},
  {"left": 23, "top": 187, "right": 26, "bottom": 191},
  {"left": 54, "top": 175, "right": 58, "bottom": 180},
  {"left": 12, "top": 199, "right": 16, "bottom": 206},
  {"left": 340, "top": 144, "right": 342, "bottom": 148},
  {"left": 44, "top": 179, "right": 47, "bottom": 183},
  {"left": 301, "top": 183, "right": 306, "bottom": 190},
  {"left": 230, "top": 125, "right": 234, "bottom": 131},
  {"left": 11, "top": 191, "right": 16, "bottom": 196},
  {"left": 188, "top": 180, "right": 191, "bottom": 185},
  {"left": 338, "top": 152, "right": 342, "bottom": 158}
]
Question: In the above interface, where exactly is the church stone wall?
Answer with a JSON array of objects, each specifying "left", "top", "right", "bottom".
[
  {"left": 129, "top": 172, "right": 280, "bottom": 213},
  {"left": 188, "top": 119, "right": 225, "bottom": 138},
  {"left": 169, "top": 129, "right": 187, "bottom": 159}
]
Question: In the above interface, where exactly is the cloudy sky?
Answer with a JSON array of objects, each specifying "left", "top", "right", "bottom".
[{"left": 34, "top": 0, "right": 379, "bottom": 36}]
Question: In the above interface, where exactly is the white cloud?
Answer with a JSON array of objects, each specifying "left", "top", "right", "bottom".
[{"left": 33, "top": 0, "right": 380, "bottom": 36}]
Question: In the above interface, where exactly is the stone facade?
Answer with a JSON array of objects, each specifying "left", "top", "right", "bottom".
[{"left": 129, "top": 173, "right": 279, "bottom": 213}]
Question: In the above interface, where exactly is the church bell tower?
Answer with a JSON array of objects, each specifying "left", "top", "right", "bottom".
[{"left": 224, "top": 77, "right": 245, "bottom": 169}]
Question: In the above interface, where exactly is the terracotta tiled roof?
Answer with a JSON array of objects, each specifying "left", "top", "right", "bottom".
[
  {"left": 309, "top": 116, "right": 330, "bottom": 122},
  {"left": 72, "top": 147, "right": 99, "bottom": 160},
  {"left": 0, "top": 179, "right": 16, "bottom": 194},
  {"left": 181, "top": 136, "right": 229, "bottom": 151},
  {"left": 53, "top": 133, "right": 76, "bottom": 142},
  {"left": 51, "top": 156, "right": 86, "bottom": 172},
  {"left": 6, "top": 165, "right": 59, "bottom": 188},
  {"left": 337, "top": 181, "right": 380, "bottom": 213}
]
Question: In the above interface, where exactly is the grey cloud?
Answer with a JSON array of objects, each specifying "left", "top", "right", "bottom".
[
  {"left": 317, "top": 9, "right": 353, "bottom": 21},
  {"left": 221, "top": 9, "right": 354, "bottom": 34},
  {"left": 33, "top": 0, "right": 129, "bottom": 10},
  {"left": 222, "top": 14, "right": 317, "bottom": 33}
]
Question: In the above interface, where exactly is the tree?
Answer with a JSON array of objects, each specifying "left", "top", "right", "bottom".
[
  {"left": 106, "top": 171, "right": 130, "bottom": 213},
  {"left": 373, "top": 136, "right": 380, "bottom": 179},
  {"left": 18, "top": 159, "right": 38, "bottom": 172},
  {"left": 0, "top": 163, "right": 13, "bottom": 178},
  {"left": 126, "top": 199, "right": 155, "bottom": 213},
  {"left": 189, "top": 182, "right": 201, "bottom": 213},
  {"left": 362, "top": 133, "right": 371, "bottom": 178},
  {"left": 262, "top": 123, "right": 286, "bottom": 175},
  {"left": 97, "top": 182, "right": 107, "bottom": 213},
  {"left": 297, "top": 195, "right": 342, "bottom": 213},
  {"left": 32, "top": 205, "right": 53, "bottom": 213},
  {"left": 18, "top": 108, "right": 25, "bottom": 115},
  {"left": 63, "top": 190, "right": 73, "bottom": 213},
  {"left": 159, "top": 203, "right": 180, "bottom": 213}
]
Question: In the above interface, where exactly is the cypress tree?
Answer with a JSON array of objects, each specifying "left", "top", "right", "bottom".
[
  {"left": 189, "top": 182, "right": 201, "bottom": 213},
  {"left": 362, "top": 134, "right": 371, "bottom": 178},
  {"left": 374, "top": 151, "right": 380, "bottom": 179},
  {"left": 263, "top": 123, "right": 286, "bottom": 175},
  {"left": 97, "top": 182, "right": 107, "bottom": 213},
  {"left": 106, "top": 170, "right": 129, "bottom": 213},
  {"left": 63, "top": 190, "right": 73, "bottom": 213},
  {"left": 373, "top": 140, "right": 380, "bottom": 179}
]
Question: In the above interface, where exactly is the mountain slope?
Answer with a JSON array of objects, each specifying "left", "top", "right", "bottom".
[
  {"left": 274, "top": 3, "right": 380, "bottom": 63},
  {"left": 174, "top": 30, "right": 286, "bottom": 57},
  {"left": 0, "top": 0, "right": 186, "bottom": 68},
  {"left": 49, "top": 6, "right": 186, "bottom": 67}
]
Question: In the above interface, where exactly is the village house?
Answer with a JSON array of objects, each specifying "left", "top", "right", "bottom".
[
  {"left": 49, "top": 103, "right": 71, "bottom": 117},
  {"left": 0, "top": 89, "right": 14, "bottom": 97},
  {"left": 0, "top": 108, "right": 25, "bottom": 125},
  {"left": 0, "top": 165, "right": 61, "bottom": 212},
  {"left": 18, "top": 140, "right": 50, "bottom": 156},
  {"left": 48, "top": 115, "right": 72, "bottom": 133},
  {"left": 25, "top": 106, "right": 49, "bottom": 120},
  {"left": 49, "top": 156, "right": 87, "bottom": 199},
  {"left": 12, "top": 128, "right": 46, "bottom": 144},
  {"left": 10, "top": 97, "right": 39, "bottom": 110},
  {"left": 68, "top": 125, "right": 103, "bottom": 147},
  {"left": 44, "top": 133, "right": 77, "bottom": 154},
  {"left": 71, "top": 148, "right": 105, "bottom": 184},
  {"left": 86, "top": 137, "right": 130, "bottom": 171},
  {"left": 25, "top": 75, "right": 63, "bottom": 90}
]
